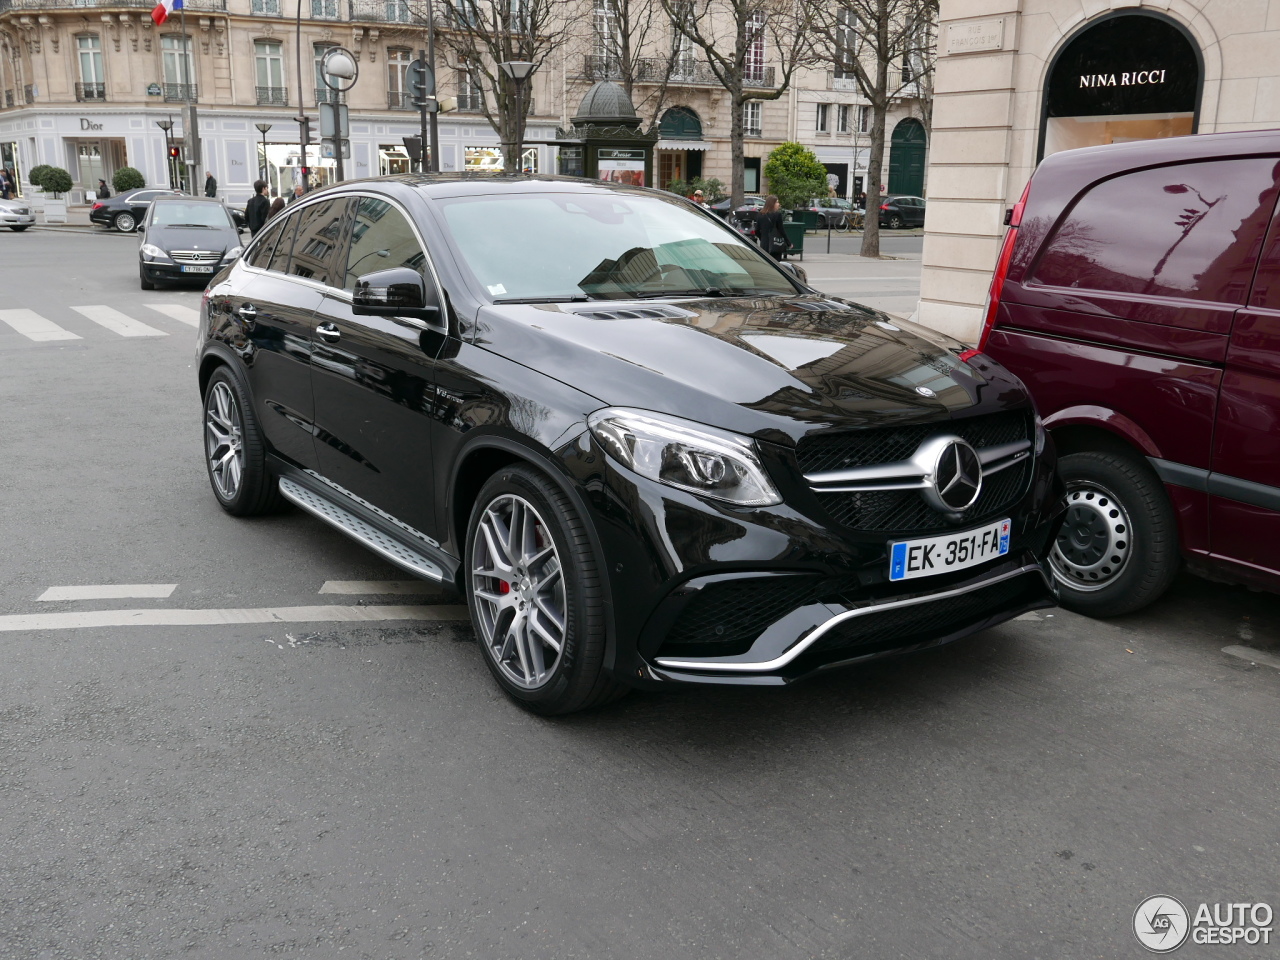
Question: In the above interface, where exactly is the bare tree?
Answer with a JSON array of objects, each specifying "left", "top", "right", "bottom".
[
  {"left": 426, "top": 0, "right": 575, "bottom": 170},
  {"left": 659, "top": 0, "right": 817, "bottom": 207},
  {"left": 584, "top": 0, "right": 686, "bottom": 128},
  {"left": 812, "top": 0, "right": 936, "bottom": 257}
]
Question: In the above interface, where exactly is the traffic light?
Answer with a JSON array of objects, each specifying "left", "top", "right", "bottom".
[
  {"left": 299, "top": 166, "right": 310, "bottom": 180},
  {"left": 168, "top": 146, "right": 180, "bottom": 159},
  {"left": 407, "top": 58, "right": 434, "bottom": 106}
]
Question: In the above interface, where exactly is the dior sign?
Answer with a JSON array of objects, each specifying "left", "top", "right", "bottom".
[{"left": 79, "top": 118, "right": 103, "bottom": 130}]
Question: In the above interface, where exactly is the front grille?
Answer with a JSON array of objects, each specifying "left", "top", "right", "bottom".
[
  {"left": 798, "top": 409, "right": 1033, "bottom": 534},
  {"left": 804, "top": 575, "right": 1035, "bottom": 659},
  {"left": 170, "top": 250, "right": 222, "bottom": 264},
  {"left": 796, "top": 410, "right": 1030, "bottom": 474}
]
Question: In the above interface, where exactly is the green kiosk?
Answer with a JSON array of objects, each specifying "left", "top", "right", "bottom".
[{"left": 556, "top": 81, "right": 657, "bottom": 187}]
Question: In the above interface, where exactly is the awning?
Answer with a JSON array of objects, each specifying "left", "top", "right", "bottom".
[{"left": 656, "top": 140, "right": 712, "bottom": 151}]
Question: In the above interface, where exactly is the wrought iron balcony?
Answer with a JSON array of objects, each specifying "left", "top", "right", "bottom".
[
  {"left": 0, "top": 0, "right": 224, "bottom": 8},
  {"left": 387, "top": 90, "right": 416, "bottom": 110},
  {"left": 163, "top": 82, "right": 197, "bottom": 102},
  {"left": 315, "top": 87, "right": 345, "bottom": 104},
  {"left": 255, "top": 85, "right": 288, "bottom": 106},
  {"left": 350, "top": 0, "right": 411, "bottom": 22},
  {"left": 75, "top": 81, "right": 106, "bottom": 101},
  {"left": 580, "top": 56, "right": 773, "bottom": 89}
]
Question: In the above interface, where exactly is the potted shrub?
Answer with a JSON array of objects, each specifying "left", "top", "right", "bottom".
[
  {"left": 38, "top": 167, "right": 72, "bottom": 223},
  {"left": 113, "top": 166, "right": 145, "bottom": 193}
]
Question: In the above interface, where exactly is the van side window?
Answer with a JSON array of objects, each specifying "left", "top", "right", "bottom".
[
  {"left": 344, "top": 197, "right": 426, "bottom": 290},
  {"left": 1031, "top": 158, "right": 1280, "bottom": 305}
]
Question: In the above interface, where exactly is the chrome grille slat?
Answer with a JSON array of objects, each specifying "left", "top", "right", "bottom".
[{"left": 170, "top": 250, "right": 222, "bottom": 264}]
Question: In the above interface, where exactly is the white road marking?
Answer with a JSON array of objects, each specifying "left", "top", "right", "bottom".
[
  {"left": 38, "top": 584, "right": 178, "bottom": 602},
  {"left": 1222, "top": 645, "right": 1280, "bottom": 672},
  {"left": 319, "top": 580, "right": 440, "bottom": 595},
  {"left": 146, "top": 303, "right": 200, "bottom": 327},
  {"left": 70, "top": 304, "right": 168, "bottom": 338},
  {"left": 0, "top": 308, "right": 81, "bottom": 342},
  {"left": 0, "top": 604, "right": 470, "bottom": 633}
]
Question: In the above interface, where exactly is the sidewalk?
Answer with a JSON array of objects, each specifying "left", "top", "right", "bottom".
[{"left": 796, "top": 250, "right": 922, "bottom": 319}]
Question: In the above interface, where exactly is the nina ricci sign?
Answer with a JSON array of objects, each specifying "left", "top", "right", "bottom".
[{"left": 1079, "top": 69, "right": 1168, "bottom": 88}]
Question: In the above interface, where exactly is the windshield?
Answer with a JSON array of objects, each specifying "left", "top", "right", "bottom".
[
  {"left": 437, "top": 191, "right": 798, "bottom": 302},
  {"left": 151, "top": 202, "right": 232, "bottom": 228}
]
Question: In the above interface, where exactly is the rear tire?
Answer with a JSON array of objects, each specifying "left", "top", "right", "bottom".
[
  {"left": 888, "top": 214, "right": 904, "bottom": 229},
  {"left": 1050, "top": 450, "right": 1179, "bottom": 617},
  {"left": 113, "top": 211, "right": 135, "bottom": 232},
  {"left": 466, "top": 465, "right": 627, "bottom": 715},
  {"left": 202, "top": 366, "right": 285, "bottom": 517}
]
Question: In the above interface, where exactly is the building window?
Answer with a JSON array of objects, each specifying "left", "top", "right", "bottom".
[
  {"left": 76, "top": 35, "right": 105, "bottom": 102},
  {"left": 743, "top": 100, "right": 761, "bottom": 137},
  {"left": 592, "top": 0, "right": 621, "bottom": 78},
  {"left": 384, "top": 0, "right": 410, "bottom": 22},
  {"left": 456, "top": 59, "right": 483, "bottom": 112},
  {"left": 837, "top": 104, "right": 850, "bottom": 133},
  {"left": 834, "top": 7, "right": 856, "bottom": 80},
  {"left": 254, "top": 40, "right": 286, "bottom": 105},
  {"left": 161, "top": 35, "right": 195, "bottom": 100},
  {"left": 857, "top": 104, "right": 870, "bottom": 133},
  {"left": 815, "top": 103, "right": 829, "bottom": 133},
  {"left": 745, "top": 12, "right": 765, "bottom": 85},
  {"left": 311, "top": 0, "right": 339, "bottom": 19},
  {"left": 314, "top": 42, "right": 342, "bottom": 103},
  {"left": 520, "top": 146, "right": 538, "bottom": 174},
  {"left": 251, "top": 0, "right": 280, "bottom": 14},
  {"left": 465, "top": 146, "right": 503, "bottom": 171},
  {"left": 387, "top": 46, "right": 412, "bottom": 109}
]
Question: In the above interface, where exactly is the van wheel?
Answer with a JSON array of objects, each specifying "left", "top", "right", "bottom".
[
  {"left": 466, "top": 466, "right": 627, "bottom": 715},
  {"left": 1049, "top": 450, "right": 1179, "bottom": 617}
]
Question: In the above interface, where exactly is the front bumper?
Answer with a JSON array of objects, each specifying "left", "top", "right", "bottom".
[
  {"left": 560, "top": 424, "right": 1064, "bottom": 689},
  {"left": 142, "top": 260, "right": 228, "bottom": 283},
  {"left": 1, "top": 214, "right": 34, "bottom": 227}
]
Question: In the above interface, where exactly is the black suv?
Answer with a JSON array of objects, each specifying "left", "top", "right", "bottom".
[{"left": 198, "top": 175, "right": 1062, "bottom": 714}]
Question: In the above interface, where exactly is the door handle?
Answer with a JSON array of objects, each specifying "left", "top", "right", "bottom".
[
  {"left": 236, "top": 303, "right": 257, "bottom": 329},
  {"left": 316, "top": 321, "right": 341, "bottom": 343}
]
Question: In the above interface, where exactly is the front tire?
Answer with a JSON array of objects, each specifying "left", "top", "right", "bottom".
[
  {"left": 139, "top": 266, "right": 155, "bottom": 290},
  {"left": 466, "top": 466, "right": 626, "bottom": 715},
  {"left": 1049, "top": 450, "right": 1179, "bottom": 617},
  {"left": 113, "top": 211, "right": 135, "bottom": 232},
  {"left": 202, "top": 367, "right": 284, "bottom": 516},
  {"left": 10, "top": 225, "right": 28, "bottom": 232}
]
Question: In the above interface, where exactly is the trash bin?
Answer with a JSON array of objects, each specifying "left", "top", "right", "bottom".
[
  {"left": 782, "top": 221, "right": 806, "bottom": 260},
  {"left": 792, "top": 209, "right": 821, "bottom": 232}
]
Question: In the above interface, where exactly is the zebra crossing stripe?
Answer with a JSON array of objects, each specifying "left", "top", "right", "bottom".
[
  {"left": 0, "top": 308, "right": 81, "bottom": 342},
  {"left": 146, "top": 303, "right": 200, "bottom": 327},
  {"left": 71, "top": 304, "right": 168, "bottom": 338}
]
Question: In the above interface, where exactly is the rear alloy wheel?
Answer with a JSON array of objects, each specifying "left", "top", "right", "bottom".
[
  {"left": 113, "top": 211, "right": 135, "bottom": 232},
  {"left": 202, "top": 367, "right": 284, "bottom": 516},
  {"left": 466, "top": 466, "right": 626, "bottom": 715},
  {"left": 888, "top": 213, "right": 904, "bottom": 229},
  {"left": 1049, "top": 450, "right": 1179, "bottom": 617}
]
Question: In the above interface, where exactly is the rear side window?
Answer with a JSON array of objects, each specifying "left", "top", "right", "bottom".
[
  {"left": 1032, "top": 158, "right": 1280, "bottom": 304},
  {"left": 343, "top": 197, "right": 426, "bottom": 290},
  {"left": 288, "top": 199, "right": 347, "bottom": 286},
  {"left": 245, "top": 216, "right": 292, "bottom": 271}
]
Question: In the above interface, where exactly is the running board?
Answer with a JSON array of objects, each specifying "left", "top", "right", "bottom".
[{"left": 278, "top": 477, "right": 446, "bottom": 582}]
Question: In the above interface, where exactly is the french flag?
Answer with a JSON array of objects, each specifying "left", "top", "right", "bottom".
[{"left": 151, "top": 0, "right": 181, "bottom": 25}]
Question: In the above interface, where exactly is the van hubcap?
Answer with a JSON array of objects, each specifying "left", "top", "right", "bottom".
[{"left": 1050, "top": 482, "right": 1132, "bottom": 591}]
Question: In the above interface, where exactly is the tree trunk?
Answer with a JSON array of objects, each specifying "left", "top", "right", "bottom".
[
  {"left": 860, "top": 100, "right": 886, "bottom": 258},
  {"left": 730, "top": 78, "right": 745, "bottom": 207}
]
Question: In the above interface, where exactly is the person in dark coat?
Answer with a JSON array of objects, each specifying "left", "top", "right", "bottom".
[
  {"left": 204, "top": 171, "right": 217, "bottom": 198},
  {"left": 267, "top": 188, "right": 285, "bottom": 220},
  {"left": 755, "top": 194, "right": 790, "bottom": 261},
  {"left": 245, "top": 179, "right": 271, "bottom": 236},
  {"left": 96, "top": 178, "right": 111, "bottom": 199}
]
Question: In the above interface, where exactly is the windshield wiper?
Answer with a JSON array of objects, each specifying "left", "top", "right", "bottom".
[
  {"left": 491, "top": 294, "right": 592, "bottom": 304},
  {"left": 167, "top": 223, "right": 213, "bottom": 228},
  {"left": 627, "top": 287, "right": 728, "bottom": 299}
]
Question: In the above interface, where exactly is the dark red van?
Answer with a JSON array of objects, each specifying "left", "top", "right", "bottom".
[{"left": 976, "top": 130, "right": 1280, "bottom": 616}]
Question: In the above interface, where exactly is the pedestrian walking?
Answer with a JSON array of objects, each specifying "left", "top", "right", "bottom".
[
  {"left": 267, "top": 188, "right": 285, "bottom": 220},
  {"left": 755, "top": 195, "right": 790, "bottom": 262},
  {"left": 0, "top": 168, "right": 14, "bottom": 200},
  {"left": 288, "top": 184, "right": 305, "bottom": 204},
  {"left": 96, "top": 178, "right": 111, "bottom": 200},
  {"left": 204, "top": 171, "right": 218, "bottom": 198},
  {"left": 245, "top": 179, "right": 271, "bottom": 236}
]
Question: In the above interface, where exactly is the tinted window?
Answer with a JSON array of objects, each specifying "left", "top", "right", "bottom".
[
  {"left": 268, "top": 213, "right": 299, "bottom": 273},
  {"left": 344, "top": 197, "right": 425, "bottom": 290},
  {"left": 1032, "top": 158, "right": 1280, "bottom": 304},
  {"left": 288, "top": 199, "right": 347, "bottom": 286},
  {"left": 245, "top": 217, "right": 287, "bottom": 269},
  {"left": 131, "top": 191, "right": 160, "bottom": 202}
]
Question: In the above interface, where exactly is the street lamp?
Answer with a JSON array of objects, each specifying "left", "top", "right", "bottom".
[
  {"left": 255, "top": 122, "right": 272, "bottom": 185},
  {"left": 320, "top": 47, "right": 359, "bottom": 184},
  {"left": 498, "top": 60, "right": 535, "bottom": 173},
  {"left": 155, "top": 118, "right": 174, "bottom": 190}
]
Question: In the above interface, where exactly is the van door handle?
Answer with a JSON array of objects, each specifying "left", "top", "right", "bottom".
[{"left": 316, "top": 321, "right": 341, "bottom": 343}]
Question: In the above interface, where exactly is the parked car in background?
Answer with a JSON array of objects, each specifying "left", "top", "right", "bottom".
[
  {"left": 978, "top": 128, "right": 1280, "bottom": 616},
  {"left": 879, "top": 195, "right": 926, "bottom": 229},
  {"left": 139, "top": 196, "right": 241, "bottom": 290},
  {"left": 198, "top": 175, "right": 1063, "bottom": 714},
  {"left": 805, "top": 197, "right": 856, "bottom": 229},
  {"left": 0, "top": 196, "right": 34, "bottom": 231},
  {"left": 90, "top": 188, "right": 181, "bottom": 232},
  {"left": 710, "top": 194, "right": 764, "bottom": 219}
]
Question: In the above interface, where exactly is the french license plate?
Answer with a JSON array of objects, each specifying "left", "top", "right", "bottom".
[
  {"left": 889, "top": 518, "right": 1010, "bottom": 581},
  {"left": 181, "top": 265, "right": 215, "bottom": 274}
]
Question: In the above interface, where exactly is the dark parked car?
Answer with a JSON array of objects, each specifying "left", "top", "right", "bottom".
[
  {"left": 978, "top": 129, "right": 1280, "bottom": 616},
  {"left": 139, "top": 197, "right": 242, "bottom": 289},
  {"left": 90, "top": 187, "right": 181, "bottom": 232},
  {"left": 879, "top": 195, "right": 926, "bottom": 229},
  {"left": 805, "top": 197, "right": 856, "bottom": 228},
  {"left": 198, "top": 175, "right": 1063, "bottom": 714}
]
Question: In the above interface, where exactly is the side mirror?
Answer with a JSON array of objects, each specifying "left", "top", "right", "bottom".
[
  {"left": 352, "top": 266, "right": 440, "bottom": 322},
  {"left": 779, "top": 261, "right": 808, "bottom": 284}
]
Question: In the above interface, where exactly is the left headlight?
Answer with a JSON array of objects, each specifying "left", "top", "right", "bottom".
[
  {"left": 588, "top": 407, "right": 782, "bottom": 507},
  {"left": 140, "top": 243, "right": 168, "bottom": 261},
  {"left": 223, "top": 245, "right": 242, "bottom": 261}
]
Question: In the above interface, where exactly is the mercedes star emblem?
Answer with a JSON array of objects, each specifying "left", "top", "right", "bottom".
[
  {"left": 915, "top": 385, "right": 936, "bottom": 398},
  {"left": 910, "top": 436, "right": 983, "bottom": 513}
]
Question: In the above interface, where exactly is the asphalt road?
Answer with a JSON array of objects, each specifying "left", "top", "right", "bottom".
[{"left": 1, "top": 227, "right": 1278, "bottom": 960}]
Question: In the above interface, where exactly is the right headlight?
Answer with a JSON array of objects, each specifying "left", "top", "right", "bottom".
[
  {"left": 587, "top": 407, "right": 782, "bottom": 506},
  {"left": 140, "top": 243, "right": 168, "bottom": 261}
]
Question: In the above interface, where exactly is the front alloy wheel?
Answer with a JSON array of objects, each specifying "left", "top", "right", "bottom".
[
  {"left": 205, "top": 380, "right": 245, "bottom": 502},
  {"left": 202, "top": 367, "right": 284, "bottom": 516}
]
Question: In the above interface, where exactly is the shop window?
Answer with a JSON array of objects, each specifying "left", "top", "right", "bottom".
[
  {"left": 1032, "top": 159, "right": 1280, "bottom": 305},
  {"left": 465, "top": 146, "right": 503, "bottom": 171}
]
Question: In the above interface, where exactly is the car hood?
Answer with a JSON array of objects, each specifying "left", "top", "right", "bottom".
[
  {"left": 474, "top": 295, "right": 1021, "bottom": 446},
  {"left": 145, "top": 225, "right": 236, "bottom": 250}
]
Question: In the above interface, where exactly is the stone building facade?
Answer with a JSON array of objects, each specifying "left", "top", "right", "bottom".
[{"left": 920, "top": 0, "right": 1280, "bottom": 342}]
